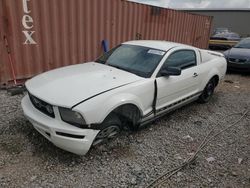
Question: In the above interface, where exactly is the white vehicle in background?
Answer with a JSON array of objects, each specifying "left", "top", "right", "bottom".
[{"left": 21, "top": 40, "right": 227, "bottom": 155}]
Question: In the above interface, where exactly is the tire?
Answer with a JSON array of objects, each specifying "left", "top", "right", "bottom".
[
  {"left": 198, "top": 79, "right": 216, "bottom": 103},
  {"left": 92, "top": 114, "right": 121, "bottom": 146}
]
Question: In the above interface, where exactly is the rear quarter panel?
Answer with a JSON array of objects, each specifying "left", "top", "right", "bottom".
[{"left": 198, "top": 50, "right": 227, "bottom": 90}]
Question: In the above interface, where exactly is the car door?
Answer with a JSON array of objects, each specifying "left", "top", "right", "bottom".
[{"left": 156, "top": 49, "right": 201, "bottom": 111}]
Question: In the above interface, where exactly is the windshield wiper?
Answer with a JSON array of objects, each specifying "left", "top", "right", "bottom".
[
  {"left": 126, "top": 68, "right": 149, "bottom": 77},
  {"left": 95, "top": 59, "right": 106, "bottom": 64},
  {"left": 107, "top": 64, "right": 123, "bottom": 70},
  {"left": 107, "top": 64, "right": 148, "bottom": 77}
]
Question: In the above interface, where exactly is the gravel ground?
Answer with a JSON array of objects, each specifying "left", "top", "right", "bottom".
[{"left": 0, "top": 73, "right": 250, "bottom": 188}]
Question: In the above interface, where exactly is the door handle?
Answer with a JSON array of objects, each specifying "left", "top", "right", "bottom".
[{"left": 193, "top": 73, "right": 198, "bottom": 77}]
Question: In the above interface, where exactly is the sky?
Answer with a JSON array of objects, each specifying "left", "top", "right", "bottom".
[{"left": 129, "top": 0, "right": 250, "bottom": 9}]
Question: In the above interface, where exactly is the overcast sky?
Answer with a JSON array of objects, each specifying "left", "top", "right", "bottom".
[{"left": 129, "top": 0, "right": 250, "bottom": 9}]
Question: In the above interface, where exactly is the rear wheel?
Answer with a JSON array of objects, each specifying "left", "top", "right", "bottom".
[
  {"left": 198, "top": 79, "right": 215, "bottom": 103},
  {"left": 92, "top": 114, "right": 121, "bottom": 146}
]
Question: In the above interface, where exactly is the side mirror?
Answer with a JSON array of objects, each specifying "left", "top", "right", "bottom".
[{"left": 161, "top": 66, "right": 181, "bottom": 76}]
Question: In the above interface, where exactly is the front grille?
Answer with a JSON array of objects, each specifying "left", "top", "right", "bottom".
[
  {"left": 29, "top": 93, "right": 55, "bottom": 118},
  {"left": 229, "top": 58, "right": 247, "bottom": 63}
]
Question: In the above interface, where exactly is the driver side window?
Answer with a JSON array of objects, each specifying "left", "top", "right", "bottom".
[{"left": 162, "top": 50, "right": 197, "bottom": 70}]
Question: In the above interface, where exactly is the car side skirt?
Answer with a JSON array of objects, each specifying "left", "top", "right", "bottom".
[{"left": 140, "top": 91, "right": 202, "bottom": 126}]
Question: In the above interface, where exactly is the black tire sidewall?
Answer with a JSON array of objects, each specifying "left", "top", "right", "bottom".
[
  {"left": 92, "top": 114, "right": 121, "bottom": 146},
  {"left": 101, "top": 114, "right": 121, "bottom": 130},
  {"left": 198, "top": 79, "right": 215, "bottom": 103}
]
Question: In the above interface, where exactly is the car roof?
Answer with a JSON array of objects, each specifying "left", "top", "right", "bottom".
[
  {"left": 214, "top": 32, "right": 240, "bottom": 38},
  {"left": 123, "top": 40, "right": 194, "bottom": 51},
  {"left": 241, "top": 37, "right": 250, "bottom": 41}
]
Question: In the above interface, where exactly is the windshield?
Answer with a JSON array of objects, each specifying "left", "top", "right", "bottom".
[
  {"left": 234, "top": 38, "right": 250, "bottom": 49},
  {"left": 95, "top": 44, "right": 166, "bottom": 78}
]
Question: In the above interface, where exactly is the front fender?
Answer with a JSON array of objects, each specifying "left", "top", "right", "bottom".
[
  {"left": 73, "top": 79, "right": 154, "bottom": 125},
  {"left": 73, "top": 92, "right": 145, "bottom": 125},
  {"left": 98, "top": 93, "right": 144, "bottom": 123}
]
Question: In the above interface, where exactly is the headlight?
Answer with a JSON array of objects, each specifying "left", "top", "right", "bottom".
[{"left": 59, "top": 107, "right": 86, "bottom": 128}]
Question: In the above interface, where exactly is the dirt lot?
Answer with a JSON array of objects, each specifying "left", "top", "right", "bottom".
[{"left": 0, "top": 73, "right": 250, "bottom": 188}]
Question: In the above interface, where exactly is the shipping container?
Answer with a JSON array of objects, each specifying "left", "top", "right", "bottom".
[{"left": 0, "top": 0, "right": 212, "bottom": 85}]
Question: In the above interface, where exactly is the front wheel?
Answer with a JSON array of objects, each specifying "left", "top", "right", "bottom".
[
  {"left": 198, "top": 79, "right": 215, "bottom": 103},
  {"left": 92, "top": 114, "right": 121, "bottom": 146}
]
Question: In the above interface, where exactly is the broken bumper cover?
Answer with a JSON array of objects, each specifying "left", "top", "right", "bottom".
[{"left": 21, "top": 95, "right": 99, "bottom": 155}]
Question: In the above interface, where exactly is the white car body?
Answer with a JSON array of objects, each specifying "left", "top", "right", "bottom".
[{"left": 21, "top": 40, "right": 227, "bottom": 155}]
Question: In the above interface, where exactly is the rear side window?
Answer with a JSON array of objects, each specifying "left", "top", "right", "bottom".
[{"left": 163, "top": 50, "right": 197, "bottom": 70}]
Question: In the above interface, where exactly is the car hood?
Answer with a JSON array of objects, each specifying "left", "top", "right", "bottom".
[
  {"left": 225, "top": 48, "right": 250, "bottom": 59},
  {"left": 26, "top": 62, "right": 143, "bottom": 108}
]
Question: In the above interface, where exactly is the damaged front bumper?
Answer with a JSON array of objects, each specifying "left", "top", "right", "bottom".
[{"left": 21, "top": 95, "right": 99, "bottom": 155}]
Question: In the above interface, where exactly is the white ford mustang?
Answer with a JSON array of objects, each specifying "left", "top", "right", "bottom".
[{"left": 21, "top": 40, "right": 227, "bottom": 155}]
